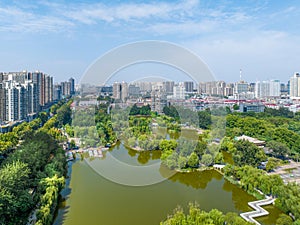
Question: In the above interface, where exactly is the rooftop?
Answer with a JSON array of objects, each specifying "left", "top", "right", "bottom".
[{"left": 235, "top": 135, "right": 265, "bottom": 145}]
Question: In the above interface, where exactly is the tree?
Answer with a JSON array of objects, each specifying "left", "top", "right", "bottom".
[
  {"left": 233, "top": 140, "right": 266, "bottom": 167},
  {"left": 198, "top": 109, "right": 211, "bottom": 129},
  {"left": 160, "top": 204, "right": 253, "bottom": 225},
  {"left": 293, "top": 220, "right": 300, "bottom": 225},
  {"left": 38, "top": 112, "right": 49, "bottom": 125},
  {"left": 127, "top": 137, "right": 136, "bottom": 148},
  {"left": 266, "top": 157, "right": 279, "bottom": 172},
  {"left": 65, "top": 124, "right": 74, "bottom": 137},
  {"left": 56, "top": 104, "right": 72, "bottom": 127},
  {"left": 177, "top": 156, "right": 187, "bottom": 169},
  {"left": 163, "top": 105, "right": 179, "bottom": 120},
  {"left": 164, "top": 152, "right": 178, "bottom": 170},
  {"left": 159, "top": 139, "right": 177, "bottom": 151},
  {"left": 276, "top": 214, "right": 293, "bottom": 225},
  {"left": 201, "top": 154, "right": 213, "bottom": 166},
  {"left": 36, "top": 175, "right": 65, "bottom": 225},
  {"left": 129, "top": 104, "right": 151, "bottom": 116},
  {"left": 220, "top": 137, "right": 237, "bottom": 153},
  {"left": 0, "top": 161, "right": 32, "bottom": 224},
  {"left": 224, "top": 212, "right": 252, "bottom": 225},
  {"left": 233, "top": 104, "right": 239, "bottom": 110},
  {"left": 266, "top": 140, "right": 289, "bottom": 159},
  {"left": 187, "top": 152, "right": 199, "bottom": 167},
  {"left": 264, "top": 107, "right": 294, "bottom": 118},
  {"left": 0, "top": 161, "right": 30, "bottom": 193},
  {"left": 194, "top": 140, "right": 207, "bottom": 156}
]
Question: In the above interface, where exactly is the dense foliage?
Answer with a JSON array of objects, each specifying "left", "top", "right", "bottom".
[
  {"left": 160, "top": 203, "right": 253, "bottom": 225},
  {"left": 224, "top": 165, "right": 283, "bottom": 197},
  {"left": 0, "top": 100, "right": 70, "bottom": 225},
  {"left": 163, "top": 105, "right": 179, "bottom": 120},
  {"left": 159, "top": 134, "right": 222, "bottom": 170},
  {"left": 232, "top": 140, "right": 267, "bottom": 167},
  {"left": 69, "top": 100, "right": 300, "bottom": 224},
  {"left": 198, "top": 109, "right": 212, "bottom": 129},
  {"left": 226, "top": 110, "right": 300, "bottom": 160},
  {"left": 224, "top": 164, "right": 300, "bottom": 222},
  {"left": 72, "top": 100, "right": 117, "bottom": 147},
  {"left": 129, "top": 104, "right": 151, "bottom": 116}
]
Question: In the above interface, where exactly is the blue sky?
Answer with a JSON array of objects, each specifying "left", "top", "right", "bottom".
[{"left": 0, "top": 0, "right": 300, "bottom": 83}]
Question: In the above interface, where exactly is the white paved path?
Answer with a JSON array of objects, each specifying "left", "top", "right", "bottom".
[{"left": 240, "top": 196, "right": 275, "bottom": 225}]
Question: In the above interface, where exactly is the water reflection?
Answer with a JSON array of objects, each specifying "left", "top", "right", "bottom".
[
  {"left": 54, "top": 142, "right": 281, "bottom": 225},
  {"left": 223, "top": 180, "right": 255, "bottom": 212},
  {"left": 152, "top": 150, "right": 161, "bottom": 160},
  {"left": 160, "top": 167, "right": 223, "bottom": 189},
  {"left": 137, "top": 151, "right": 151, "bottom": 164}
]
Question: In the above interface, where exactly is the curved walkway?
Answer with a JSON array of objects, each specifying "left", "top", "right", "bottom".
[{"left": 240, "top": 196, "right": 275, "bottom": 225}]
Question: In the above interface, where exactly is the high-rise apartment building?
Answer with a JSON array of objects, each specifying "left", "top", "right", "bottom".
[
  {"left": 69, "top": 77, "right": 75, "bottom": 95},
  {"left": 255, "top": 80, "right": 281, "bottom": 99},
  {"left": 4, "top": 81, "right": 20, "bottom": 121},
  {"left": 198, "top": 81, "right": 226, "bottom": 96},
  {"left": 0, "top": 83, "right": 5, "bottom": 121},
  {"left": 113, "top": 82, "right": 128, "bottom": 101},
  {"left": 269, "top": 80, "right": 280, "bottom": 97},
  {"left": 53, "top": 78, "right": 75, "bottom": 101},
  {"left": 53, "top": 84, "right": 62, "bottom": 101},
  {"left": 0, "top": 71, "right": 59, "bottom": 123},
  {"left": 151, "top": 85, "right": 167, "bottom": 113},
  {"left": 255, "top": 81, "right": 270, "bottom": 98},
  {"left": 26, "top": 81, "right": 38, "bottom": 114},
  {"left": 184, "top": 81, "right": 194, "bottom": 93},
  {"left": 61, "top": 81, "right": 71, "bottom": 97},
  {"left": 113, "top": 82, "right": 121, "bottom": 100},
  {"left": 3, "top": 81, "right": 31, "bottom": 121},
  {"left": 163, "top": 81, "right": 174, "bottom": 95},
  {"left": 16, "top": 83, "right": 27, "bottom": 121},
  {"left": 128, "top": 84, "right": 140, "bottom": 96},
  {"left": 289, "top": 72, "right": 300, "bottom": 98},
  {"left": 121, "top": 82, "right": 128, "bottom": 102},
  {"left": 173, "top": 83, "right": 185, "bottom": 99},
  {"left": 249, "top": 83, "right": 256, "bottom": 92},
  {"left": 234, "top": 81, "right": 248, "bottom": 94},
  {"left": 28, "top": 71, "right": 53, "bottom": 107},
  {"left": 199, "top": 81, "right": 216, "bottom": 95},
  {"left": 280, "top": 83, "right": 289, "bottom": 95},
  {"left": 224, "top": 83, "right": 234, "bottom": 96}
]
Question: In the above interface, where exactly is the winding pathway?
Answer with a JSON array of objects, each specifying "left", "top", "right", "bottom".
[{"left": 240, "top": 196, "right": 275, "bottom": 225}]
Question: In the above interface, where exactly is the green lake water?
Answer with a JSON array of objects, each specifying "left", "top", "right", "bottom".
[{"left": 54, "top": 142, "right": 282, "bottom": 225}]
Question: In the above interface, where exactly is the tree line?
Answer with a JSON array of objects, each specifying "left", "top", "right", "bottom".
[
  {"left": 160, "top": 203, "right": 253, "bottom": 225},
  {"left": 0, "top": 99, "right": 72, "bottom": 225}
]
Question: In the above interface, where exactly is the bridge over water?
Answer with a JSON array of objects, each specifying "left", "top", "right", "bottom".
[{"left": 240, "top": 196, "right": 275, "bottom": 225}]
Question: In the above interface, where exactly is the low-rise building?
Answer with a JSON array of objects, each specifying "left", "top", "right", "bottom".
[
  {"left": 235, "top": 135, "right": 265, "bottom": 147},
  {"left": 239, "top": 103, "right": 265, "bottom": 113}
]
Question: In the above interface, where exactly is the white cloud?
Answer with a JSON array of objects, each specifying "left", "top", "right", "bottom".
[
  {"left": 62, "top": 0, "right": 199, "bottom": 24},
  {"left": 0, "top": 5, "right": 74, "bottom": 33},
  {"left": 0, "top": 0, "right": 299, "bottom": 40},
  {"left": 146, "top": 20, "right": 218, "bottom": 36},
  {"left": 183, "top": 30, "right": 300, "bottom": 81}
]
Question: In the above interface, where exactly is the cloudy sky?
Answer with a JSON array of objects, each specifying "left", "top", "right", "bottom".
[{"left": 0, "top": 0, "right": 299, "bottom": 83}]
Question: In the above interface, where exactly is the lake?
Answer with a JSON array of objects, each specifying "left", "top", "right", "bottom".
[{"left": 54, "top": 142, "right": 282, "bottom": 225}]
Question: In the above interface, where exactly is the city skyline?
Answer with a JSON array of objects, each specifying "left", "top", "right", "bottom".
[
  {"left": 0, "top": 71, "right": 74, "bottom": 123},
  {"left": 0, "top": 0, "right": 299, "bottom": 82}
]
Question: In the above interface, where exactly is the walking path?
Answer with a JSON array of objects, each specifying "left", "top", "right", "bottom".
[{"left": 240, "top": 196, "right": 275, "bottom": 225}]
